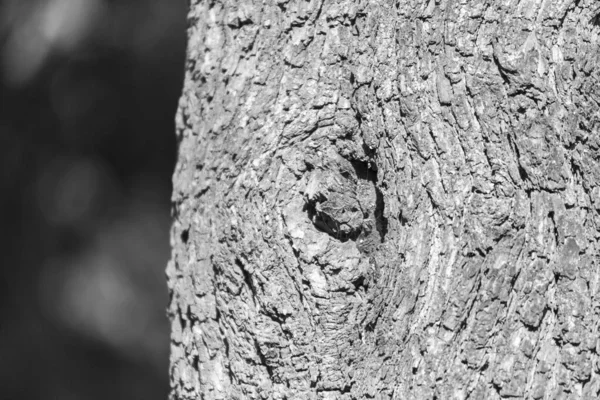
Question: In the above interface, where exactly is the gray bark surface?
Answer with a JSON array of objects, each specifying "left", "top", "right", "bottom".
[{"left": 168, "top": 0, "right": 600, "bottom": 398}]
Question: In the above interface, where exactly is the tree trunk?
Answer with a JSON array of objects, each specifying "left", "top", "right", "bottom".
[{"left": 168, "top": 0, "right": 600, "bottom": 398}]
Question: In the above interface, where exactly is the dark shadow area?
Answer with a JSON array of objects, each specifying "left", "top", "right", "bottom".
[
  {"left": 0, "top": 1, "right": 187, "bottom": 399},
  {"left": 351, "top": 159, "right": 388, "bottom": 242}
]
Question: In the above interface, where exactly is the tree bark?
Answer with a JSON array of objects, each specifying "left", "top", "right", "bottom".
[{"left": 168, "top": 0, "right": 600, "bottom": 398}]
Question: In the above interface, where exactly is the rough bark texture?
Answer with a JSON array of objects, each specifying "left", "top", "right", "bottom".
[{"left": 168, "top": 0, "right": 600, "bottom": 398}]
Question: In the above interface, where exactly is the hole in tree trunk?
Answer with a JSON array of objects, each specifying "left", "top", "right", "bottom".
[
  {"left": 303, "top": 159, "right": 387, "bottom": 247},
  {"left": 351, "top": 160, "right": 388, "bottom": 243}
]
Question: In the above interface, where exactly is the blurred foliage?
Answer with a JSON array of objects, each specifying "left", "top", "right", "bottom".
[{"left": 0, "top": 0, "right": 187, "bottom": 399}]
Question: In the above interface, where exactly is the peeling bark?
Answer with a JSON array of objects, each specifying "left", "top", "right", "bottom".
[{"left": 168, "top": 0, "right": 600, "bottom": 398}]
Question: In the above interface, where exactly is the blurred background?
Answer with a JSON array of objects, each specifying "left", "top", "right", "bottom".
[{"left": 0, "top": 0, "right": 187, "bottom": 399}]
